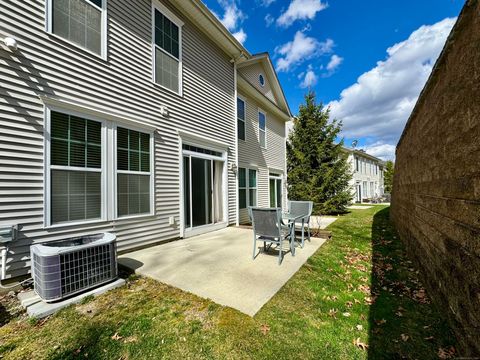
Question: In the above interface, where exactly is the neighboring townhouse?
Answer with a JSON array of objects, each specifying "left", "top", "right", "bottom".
[
  {"left": 344, "top": 148, "right": 385, "bottom": 203},
  {"left": 0, "top": 0, "right": 291, "bottom": 279}
]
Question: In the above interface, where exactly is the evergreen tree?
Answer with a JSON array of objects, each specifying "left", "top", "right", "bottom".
[
  {"left": 287, "top": 91, "right": 352, "bottom": 215},
  {"left": 384, "top": 160, "right": 395, "bottom": 193}
]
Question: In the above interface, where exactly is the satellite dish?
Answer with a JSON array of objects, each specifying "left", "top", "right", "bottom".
[{"left": 351, "top": 140, "right": 358, "bottom": 149}]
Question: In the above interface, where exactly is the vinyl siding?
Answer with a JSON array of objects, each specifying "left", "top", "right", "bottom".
[
  {"left": 237, "top": 91, "right": 286, "bottom": 224},
  {"left": 238, "top": 63, "right": 278, "bottom": 106},
  {"left": 0, "top": 0, "right": 236, "bottom": 278}
]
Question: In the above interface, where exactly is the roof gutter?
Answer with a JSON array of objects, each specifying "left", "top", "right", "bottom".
[{"left": 171, "top": 0, "right": 251, "bottom": 60}]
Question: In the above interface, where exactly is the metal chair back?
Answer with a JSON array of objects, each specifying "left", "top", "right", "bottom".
[
  {"left": 250, "top": 207, "right": 282, "bottom": 238},
  {"left": 288, "top": 201, "right": 313, "bottom": 219}
]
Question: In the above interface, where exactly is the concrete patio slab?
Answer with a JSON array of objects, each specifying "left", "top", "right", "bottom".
[
  {"left": 347, "top": 205, "right": 373, "bottom": 210},
  {"left": 309, "top": 215, "right": 338, "bottom": 229},
  {"left": 119, "top": 227, "right": 329, "bottom": 316}
]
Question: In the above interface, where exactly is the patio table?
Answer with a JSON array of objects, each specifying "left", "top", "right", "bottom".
[{"left": 282, "top": 213, "right": 309, "bottom": 248}]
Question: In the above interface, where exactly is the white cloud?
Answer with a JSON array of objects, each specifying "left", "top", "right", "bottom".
[
  {"left": 277, "top": 0, "right": 328, "bottom": 27},
  {"left": 260, "top": 0, "right": 276, "bottom": 6},
  {"left": 211, "top": 1, "right": 247, "bottom": 43},
  {"left": 233, "top": 29, "right": 247, "bottom": 44},
  {"left": 217, "top": 0, "right": 244, "bottom": 31},
  {"left": 326, "top": 54, "right": 343, "bottom": 71},
  {"left": 300, "top": 65, "right": 318, "bottom": 88},
  {"left": 275, "top": 31, "right": 334, "bottom": 72},
  {"left": 328, "top": 18, "right": 456, "bottom": 149},
  {"left": 265, "top": 13, "right": 275, "bottom": 27},
  {"left": 361, "top": 142, "right": 396, "bottom": 161}
]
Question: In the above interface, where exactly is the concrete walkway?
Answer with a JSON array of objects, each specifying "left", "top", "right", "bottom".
[{"left": 119, "top": 226, "right": 331, "bottom": 316}]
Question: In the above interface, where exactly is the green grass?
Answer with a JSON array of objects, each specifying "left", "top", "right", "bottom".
[{"left": 0, "top": 207, "right": 456, "bottom": 359}]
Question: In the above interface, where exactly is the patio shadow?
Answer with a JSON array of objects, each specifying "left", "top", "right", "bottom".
[{"left": 367, "top": 207, "right": 457, "bottom": 359}]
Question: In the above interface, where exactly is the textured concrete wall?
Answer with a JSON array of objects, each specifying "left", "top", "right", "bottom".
[{"left": 391, "top": 0, "right": 480, "bottom": 355}]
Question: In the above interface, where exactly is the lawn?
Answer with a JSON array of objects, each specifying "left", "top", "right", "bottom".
[{"left": 0, "top": 207, "right": 456, "bottom": 359}]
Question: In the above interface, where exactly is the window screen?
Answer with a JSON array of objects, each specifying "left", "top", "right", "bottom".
[
  {"left": 259, "top": 112, "right": 266, "bottom": 148},
  {"left": 52, "top": 0, "right": 103, "bottom": 55},
  {"left": 154, "top": 9, "right": 180, "bottom": 92},
  {"left": 238, "top": 167, "right": 246, "bottom": 209},
  {"left": 248, "top": 169, "right": 257, "bottom": 207},
  {"left": 237, "top": 98, "right": 245, "bottom": 140},
  {"left": 50, "top": 111, "right": 102, "bottom": 224},
  {"left": 116, "top": 127, "right": 151, "bottom": 217}
]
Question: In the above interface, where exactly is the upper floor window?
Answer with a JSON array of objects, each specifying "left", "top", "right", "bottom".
[
  {"left": 259, "top": 74, "right": 265, "bottom": 87},
  {"left": 258, "top": 110, "right": 266, "bottom": 149},
  {"left": 237, "top": 97, "right": 246, "bottom": 141},
  {"left": 355, "top": 157, "right": 359, "bottom": 172},
  {"left": 153, "top": 4, "right": 183, "bottom": 94},
  {"left": 47, "top": 0, "right": 107, "bottom": 57}
]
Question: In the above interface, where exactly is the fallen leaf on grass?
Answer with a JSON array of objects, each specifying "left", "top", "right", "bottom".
[
  {"left": 328, "top": 309, "right": 338, "bottom": 318},
  {"left": 354, "top": 299, "right": 361, "bottom": 304},
  {"left": 364, "top": 296, "right": 375, "bottom": 305},
  {"left": 356, "top": 325, "right": 363, "bottom": 331},
  {"left": 353, "top": 338, "right": 368, "bottom": 351},
  {"left": 123, "top": 336, "right": 138, "bottom": 344},
  {"left": 342, "top": 312, "right": 351, "bottom": 317},
  {"left": 375, "top": 319, "right": 386, "bottom": 325},
  {"left": 424, "top": 336, "right": 434, "bottom": 341},
  {"left": 345, "top": 301, "right": 353, "bottom": 308},
  {"left": 111, "top": 333, "right": 123, "bottom": 341},
  {"left": 401, "top": 334, "right": 409, "bottom": 342},
  {"left": 360, "top": 314, "right": 366, "bottom": 321},
  {"left": 438, "top": 346, "right": 456, "bottom": 359},
  {"left": 260, "top": 324, "right": 270, "bottom": 335}
]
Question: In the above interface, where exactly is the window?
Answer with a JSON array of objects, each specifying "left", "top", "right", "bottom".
[
  {"left": 238, "top": 167, "right": 257, "bottom": 209},
  {"left": 269, "top": 174, "right": 282, "bottom": 208},
  {"left": 259, "top": 74, "right": 265, "bottom": 87},
  {"left": 237, "top": 97, "right": 245, "bottom": 141},
  {"left": 116, "top": 127, "right": 152, "bottom": 217},
  {"left": 258, "top": 110, "right": 266, "bottom": 148},
  {"left": 48, "top": 0, "right": 106, "bottom": 57},
  {"left": 248, "top": 169, "right": 257, "bottom": 206},
  {"left": 45, "top": 109, "right": 155, "bottom": 227},
  {"left": 355, "top": 157, "right": 359, "bottom": 172},
  {"left": 49, "top": 111, "right": 103, "bottom": 225},
  {"left": 154, "top": 6, "right": 182, "bottom": 94}
]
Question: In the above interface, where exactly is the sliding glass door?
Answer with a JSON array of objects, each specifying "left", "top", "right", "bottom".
[
  {"left": 269, "top": 174, "right": 282, "bottom": 208},
  {"left": 183, "top": 146, "right": 224, "bottom": 232}
]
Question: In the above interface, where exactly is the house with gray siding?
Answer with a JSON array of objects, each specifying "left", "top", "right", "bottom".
[{"left": 0, "top": 0, "right": 291, "bottom": 279}]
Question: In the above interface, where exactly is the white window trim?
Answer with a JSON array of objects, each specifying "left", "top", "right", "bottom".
[
  {"left": 113, "top": 123, "right": 155, "bottom": 220},
  {"left": 258, "top": 108, "right": 267, "bottom": 149},
  {"left": 238, "top": 167, "right": 257, "bottom": 209},
  {"left": 45, "top": 0, "right": 108, "bottom": 60},
  {"left": 44, "top": 106, "right": 108, "bottom": 228},
  {"left": 237, "top": 95, "right": 246, "bottom": 141},
  {"left": 259, "top": 73, "right": 265, "bottom": 87},
  {"left": 43, "top": 106, "right": 155, "bottom": 228},
  {"left": 268, "top": 173, "right": 283, "bottom": 209},
  {"left": 247, "top": 168, "right": 257, "bottom": 207},
  {"left": 151, "top": 0, "right": 184, "bottom": 96}
]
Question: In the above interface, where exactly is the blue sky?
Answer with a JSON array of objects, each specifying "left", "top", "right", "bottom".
[{"left": 203, "top": 0, "right": 465, "bottom": 159}]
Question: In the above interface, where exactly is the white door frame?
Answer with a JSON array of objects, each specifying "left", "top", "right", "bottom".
[
  {"left": 178, "top": 131, "right": 229, "bottom": 238},
  {"left": 268, "top": 173, "right": 283, "bottom": 208}
]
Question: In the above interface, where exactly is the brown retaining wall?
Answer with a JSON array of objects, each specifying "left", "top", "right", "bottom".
[{"left": 391, "top": 0, "right": 480, "bottom": 355}]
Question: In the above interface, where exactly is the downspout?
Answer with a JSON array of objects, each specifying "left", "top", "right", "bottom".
[{"left": 233, "top": 59, "right": 239, "bottom": 226}]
